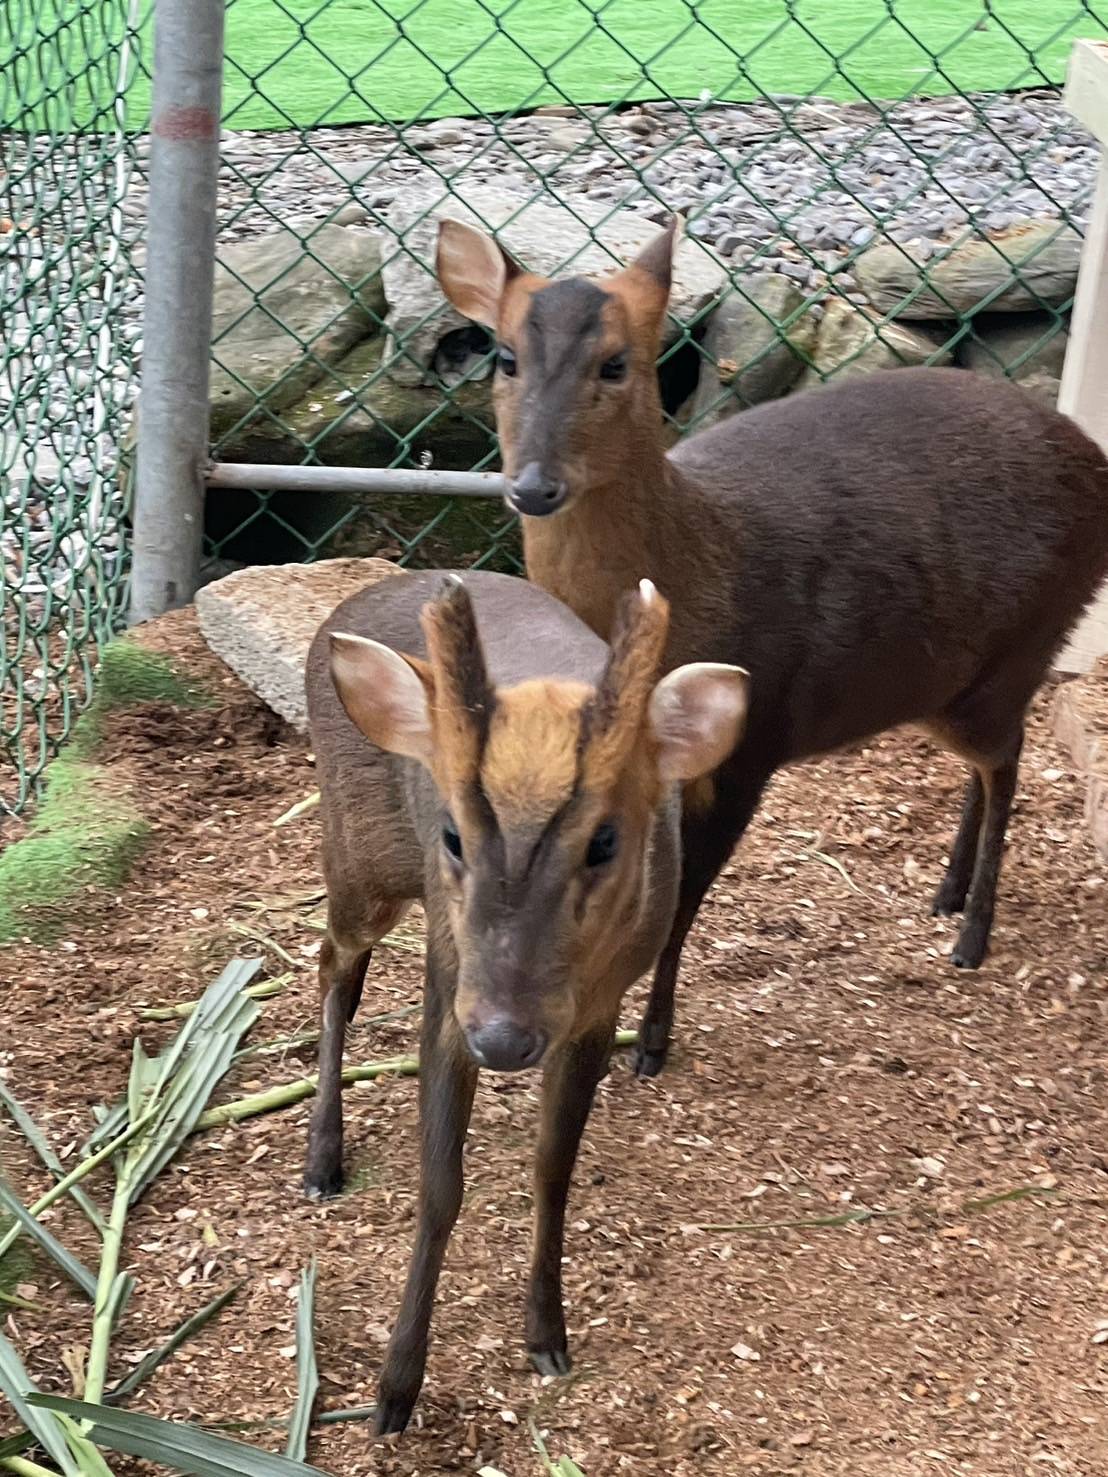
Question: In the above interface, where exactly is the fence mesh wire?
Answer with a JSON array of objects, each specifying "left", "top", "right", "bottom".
[
  {"left": 195, "top": 3, "right": 1104, "bottom": 582},
  {"left": 4, "top": 2, "right": 1107, "bottom": 813},
  {"left": 2, "top": 1, "right": 144, "bottom": 816}
]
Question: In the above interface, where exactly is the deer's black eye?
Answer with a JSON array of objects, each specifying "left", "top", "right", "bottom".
[
  {"left": 497, "top": 345, "right": 517, "bottom": 377},
  {"left": 442, "top": 819, "right": 463, "bottom": 861},
  {"left": 585, "top": 822, "right": 618, "bottom": 868},
  {"left": 599, "top": 353, "right": 627, "bottom": 382}
]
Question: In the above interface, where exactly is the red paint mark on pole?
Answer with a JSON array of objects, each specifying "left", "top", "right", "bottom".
[{"left": 153, "top": 105, "right": 219, "bottom": 141}]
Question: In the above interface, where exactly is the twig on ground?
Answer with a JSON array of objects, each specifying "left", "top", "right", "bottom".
[
  {"left": 226, "top": 923, "right": 299, "bottom": 969},
  {"left": 273, "top": 792, "right": 321, "bottom": 828},
  {"left": 695, "top": 1183, "right": 1060, "bottom": 1233}
]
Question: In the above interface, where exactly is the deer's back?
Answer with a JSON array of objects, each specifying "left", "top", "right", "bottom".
[{"left": 664, "top": 368, "right": 1108, "bottom": 761}]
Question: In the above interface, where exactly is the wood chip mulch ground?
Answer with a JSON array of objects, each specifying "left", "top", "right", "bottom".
[{"left": 2, "top": 608, "right": 1106, "bottom": 1477}]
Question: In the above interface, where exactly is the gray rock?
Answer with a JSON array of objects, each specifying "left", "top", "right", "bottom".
[
  {"left": 331, "top": 201, "right": 370, "bottom": 226},
  {"left": 380, "top": 180, "right": 726, "bottom": 385},
  {"left": 795, "top": 298, "right": 953, "bottom": 389},
  {"left": 209, "top": 226, "right": 385, "bottom": 432},
  {"left": 958, "top": 310, "right": 1068, "bottom": 382},
  {"left": 687, "top": 274, "right": 816, "bottom": 428},
  {"left": 221, "top": 336, "right": 496, "bottom": 468},
  {"left": 1013, "top": 370, "right": 1061, "bottom": 409},
  {"left": 855, "top": 220, "right": 1082, "bottom": 319},
  {"left": 196, "top": 557, "right": 402, "bottom": 732}
]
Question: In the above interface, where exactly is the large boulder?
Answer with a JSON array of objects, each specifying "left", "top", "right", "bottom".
[
  {"left": 686, "top": 274, "right": 816, "bottom": 429},
  {"left": 854, "top": 220, "right": 1082, "bottom": 320},
  {"left": 210, "top": 226, "right": 386, "bottom": 438},
  {"left": 223, "top": 337, "right": 497, "bottom": 470},
  {"left": 795, "top": 298, "right": 952, "bottom": 389},
  {"left": 195, "top": 558, "right": 402, "bottom": 732},
  {"left": 380, "top": 180, "right": 728, "bottom": 385}
]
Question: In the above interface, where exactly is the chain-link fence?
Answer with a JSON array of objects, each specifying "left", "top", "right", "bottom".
[
  {"left": 5, "top": 3, "right": 1108, "bottom": 813},
  {"left": 192, "top": 3, "right": 1106, "bottom": 581},
  {"left": 2, "top": 1, "right": 144, "bottom": 816}
]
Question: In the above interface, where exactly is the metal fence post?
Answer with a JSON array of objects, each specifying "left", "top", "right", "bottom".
[{"left": 129, "top": 0, "right": 223, "bottom": 623}]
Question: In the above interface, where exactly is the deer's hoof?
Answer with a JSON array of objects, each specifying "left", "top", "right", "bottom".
[
  {"left": 633, "top": 1044, "right": 668, "bottom": 1078},
  {"left": 303, "top": 1166, "right": 344, "bottom": 1201},
  {"left": 530, "top": 1347, "right": 572, "bottom": 1378},
  {"left": 951, "top": 927, "right": 988, "bottom": 970}
]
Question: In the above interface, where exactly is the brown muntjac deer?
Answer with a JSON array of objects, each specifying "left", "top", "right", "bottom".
[
  {"left": 436, "top": 216, "right": 1108, "bottom": 1076},
  {"left": 302, "top": 570, "right": 747, "bottom": 1432}
]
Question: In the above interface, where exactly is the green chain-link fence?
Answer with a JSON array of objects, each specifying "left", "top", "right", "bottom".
[
  {"left": 5, "top": 2, "right": 1108, "bottom": 813},
  {"left": 196, "top": 2, "right": 1106, "bottom": 581},
  {"left": 2, "top": 1, "right": 144, "bottom": 816}
]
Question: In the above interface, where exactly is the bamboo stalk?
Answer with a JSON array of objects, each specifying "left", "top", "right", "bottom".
[
  {"left": 0, "top": 1109, "right": 159, "bottom": 1264},
  {"left": 138, "top": 974, "right": 290, "bottom": 1022},
  {"left": 83, "top": 1184, "right": 130, "bottom": 1407},
  {"left": 196, "top": 1030, "right": 639, "bottom": 1132},
  {"left": 233, "top": 1002, "right": 421, "bottom": 1062},
  {"left": 0, "top": 1455, "right": 59, "bottom": 1477}
]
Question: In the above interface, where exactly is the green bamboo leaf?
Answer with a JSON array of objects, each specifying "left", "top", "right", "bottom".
[
  {"left": 105, "top": 1283, "right": 241, "bottom": 1405},
  {"left": 0, "top": 1330, "right": 82, "bottom": 1477},
  {"left": 285, "top": 1260, "right": 319, "bottom": 1462},
  {"left": 0, "top": 1180, "right": 97, "bottom": 1298},
  {"left": 0, "top": 1430, "right": 33, "bottom": 1460},
  {"left": 85, "top": 959, "right": 264, "bottom": 1159},
  {"left": 28, "top": 1397, "right": 330, "bottom": 1477},
  {"left": 0, "top": 1083, "right": 105, "bottom": 1234}
]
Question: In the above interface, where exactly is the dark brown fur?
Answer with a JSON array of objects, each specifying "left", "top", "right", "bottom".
[{"left": 436, "top": 217, "right": 1108, "bottom": 1074}]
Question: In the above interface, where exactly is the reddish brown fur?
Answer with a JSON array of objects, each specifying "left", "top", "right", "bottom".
[
  {"left": 301, "top": 570, "right": 749, "bottom": 1432},
  {"left": 436, "top": 216, "right": 1108, "bottom": 1076}
]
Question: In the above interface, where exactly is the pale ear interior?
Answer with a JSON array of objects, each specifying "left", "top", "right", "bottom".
[
  {"left": 330, "top": 633, "right": 433, "bottom": 763},
  {"left": 436, "top": 218, "right": 509, "bottom": 331},
  {"left": 648, "top": 662, "right": 750, "bottom": 781}
]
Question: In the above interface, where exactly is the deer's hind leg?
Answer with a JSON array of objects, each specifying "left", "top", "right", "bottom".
[
  {"left": 304, "top": 891, "right": 410, "bottom": 1199},
  {"left": 927, "top": 706, "right": 1026, "bottom": 972},
  {"left": 932, "top": 771, "right": 985, "bottom": 918}
]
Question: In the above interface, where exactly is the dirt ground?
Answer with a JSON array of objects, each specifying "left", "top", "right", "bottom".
[{"left": 2, "top": 609, "right": 1106, "bottom": 1477}]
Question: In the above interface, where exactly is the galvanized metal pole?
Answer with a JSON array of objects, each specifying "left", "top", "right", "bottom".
[
  {"left": 205, "top": 462, "right": 507, "bottom": 498},
  {"left": 129, "top": 0, "right": 223, "bottom": 623}
]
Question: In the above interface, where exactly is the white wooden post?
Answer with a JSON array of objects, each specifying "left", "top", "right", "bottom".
[{"left": 1057, "top": 39, "right": 1108, "bottom": 672}]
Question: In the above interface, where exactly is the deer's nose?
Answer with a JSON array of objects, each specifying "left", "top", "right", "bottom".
[
  {"left": 507, "top": 462, "right": 567, "bottom": 518},
  {"left": 465, "top": 1017, "right": 548, "bottom": 1072}
]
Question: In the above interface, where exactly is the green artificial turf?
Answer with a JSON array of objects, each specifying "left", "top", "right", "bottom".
[{"left": 7, "top": 2, "right": 1108, "bottom": 133}]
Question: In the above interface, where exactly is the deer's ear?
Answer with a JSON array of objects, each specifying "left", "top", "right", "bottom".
[
  {"left": 436, "top": 218, "right": 518, "bottom": 330},
  {"left": 648, "top": 661, "right": 749, "bottom": 782},
  {"left": 628, "top": 215, "right": 682, "bottom": 294},
  {"left": 330, "top": 633, "right": 433, "bottom": 764}
]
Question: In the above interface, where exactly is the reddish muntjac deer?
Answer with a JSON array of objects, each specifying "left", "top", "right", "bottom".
[
  {"left": 437, "top": 216, "right": 1108, "bottom": 1075},
  {"left": 303, "top": 570, "right": 747, "bottom": 1432}
]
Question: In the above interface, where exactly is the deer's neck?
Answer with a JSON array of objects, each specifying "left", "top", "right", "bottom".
[{"left": 522, "top": 421, "right": 684, "bottom": 642}]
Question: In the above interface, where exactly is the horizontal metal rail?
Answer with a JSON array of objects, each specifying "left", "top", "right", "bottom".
[{"left": 205, "top": 462, "right": 507, "bottom": 498}]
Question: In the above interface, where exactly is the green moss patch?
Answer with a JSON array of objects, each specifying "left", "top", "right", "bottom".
[{"left": 0, "top": 639, "right": 213, "bottom": 945}]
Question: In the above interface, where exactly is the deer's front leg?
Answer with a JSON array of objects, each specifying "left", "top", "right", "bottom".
[
  {"left": 526, "top": 1023, "right": 615, "bottom": 1376},
  {"left": 376, "top": 985, "right": 477, "bottom": 1435}
]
